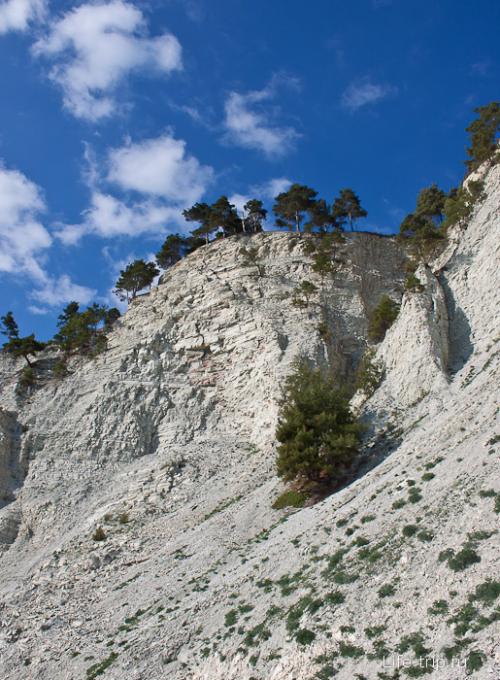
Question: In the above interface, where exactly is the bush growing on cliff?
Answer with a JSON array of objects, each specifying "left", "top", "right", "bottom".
[
  {"left": 275, "top": 359, "right": 362, "bottom": 484},
  {"left": 465, "top": 101, "right": 500, "bottom": 172},
  {"left": 367, "top": 296, "right": 400, "bottom": 343},
  {"left": 355, "top": 349, "right": 384, "bottom": 397}
]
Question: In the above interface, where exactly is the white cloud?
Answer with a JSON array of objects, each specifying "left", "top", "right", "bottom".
[
  {"left": 0, "top": 162, "right": 97, "bottom": 308},
  {"left": 0, "top": 0, "right": 46, "bottom": 34},
  {"left": 33, "top": 1, "right": 182, "bottom": 120},
  {"left": 341, "top": 79, "right": 397, "bottom": 111},
  {"left": 229, "top": 177, "right": 292, "bottom": 221},
  {"left": 58, "top": 133, "right": 212, "bottom": 244},
  {"left": 223, "top": 78, "right": 300, "bottom": 157},
  {"left": 107, "top": 133, "right": 214, "bottom": 204},
  {"left": 31, "top": 273, "right": 96, "bottom": 306},
  {"left": 0, "top": 162, "right": 51, "bottom": 280},
  {"left": 28, "top": 304, "right": 49, "bottom": 315},
  {"left": 254, "top": 177, "right": 292, "bottom": 199}
]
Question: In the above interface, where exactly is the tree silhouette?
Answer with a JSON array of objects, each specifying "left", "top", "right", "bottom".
[
  {"left": 273, "top": 184, "right": 318, "bottom": 233},
  {"left": 332, "top": 189, "right": 367, "bottom": 231}
]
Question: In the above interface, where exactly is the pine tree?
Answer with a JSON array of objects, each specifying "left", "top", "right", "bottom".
[
  {"left": 415, "top": 184, "right": 446, "bottom": 224},
  {"left": 156, "top": 234, "right": 187, "bottom": 269},
  {"left": 210, "top": 196, "right": 242, "bottom": 237},
  {"left": 367, "top": 296, "right": 400, "bottom": 343},
  {"left": 242, "top": 199, "right": 267, "bottom": 233},
  {"left": 183, "top": 202, "right": 216, "bottom": 244},
  {"left": 305, "top": 198, "right": 340, "bottom": 233},
  {"left": 275, "top": 359, "right": 362, "bottom": 484},
  {"left": 273, "top": 184, "right": 318, "bottom": 233},
  {"left": 465, "top": 102, "right": 500, "bottom": 172},
  {"left": 332, "top": 189, "right": 367, "bottom": 231},
  {"left": 0, "top": 312, "right": 45, "bottom": 366},
  {"left": 114, "top": 260, "right": 159, "bottom": 302}
]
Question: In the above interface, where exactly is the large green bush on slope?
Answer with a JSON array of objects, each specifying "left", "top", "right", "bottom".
[{"left": 275, "top": 359, "right": 362, "bottom": 484}]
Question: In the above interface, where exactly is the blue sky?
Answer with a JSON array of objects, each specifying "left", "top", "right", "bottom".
[{"left": 1, "top": 0, "right": 499, "bottom": 339}]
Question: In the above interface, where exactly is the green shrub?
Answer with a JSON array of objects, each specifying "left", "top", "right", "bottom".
[
  {"left": 402, "top": 524, "right": 419, "bottom": 537},
  {"left": 272, "top": 490, "right": 308, "bottom": 510},
  {"left": 118, "top": 513, "right": 130, "bottom": 524},
  {"left": 19, "top": 366, "right": 35, "bottom": 388},
  {"left": 428, "top": 600, "right": 449, "bottom": 616},
  {"left": 466, "top": 650, "right": 486, "bottom": 674},
  {"left": 355, "top": 349, "right": 384, "bottom": 397},
  {"left": 295, "top": 628, "right": 316, "bottom": 645},
  {"left": 440, "top": 545, "right": 481, "bottom": 572},
  {"left": 378, "top": 583, "right": 396, "bottom": 598},
  {"left": 275, "top": 359, "right": 363, "bottom": 484},
  {"left": 404, "top": 273, "right": 424, "bottom": 292},
  {"left": 468, "top": 580, "right": 500, "bottom": 605},
  {"left": 292, "top": 280, "right": 318, "bottom": 308},
  {"left": 368, "top": 296, "right": 400, "bottom": 343},
  {"left": 338, "top": 642, "right": 364, "bottom": 658}
]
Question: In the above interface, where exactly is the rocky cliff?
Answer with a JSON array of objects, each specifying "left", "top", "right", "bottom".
[{"left": 0, "top": 163, "right": 498, "bottom": 680}]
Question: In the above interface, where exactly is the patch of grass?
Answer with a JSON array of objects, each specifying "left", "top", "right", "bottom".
[
  {"left": 243, "top": 622, "right": 272, "bottom": 647},
  {"left": 86, "top": 652, "right": 118, "bottom": 679},
  {"left": 424, "top": 456, "right": 444, "bottom": 470},
  {"left": 448, "top": 603, "right": 478, "bottom": 636},
  {"left": 272, "top": 490, "right": 308, "bottom": 510},
  {"left": 408, "top": 487, "right": 423, "bottom": 504},
  {"left": 324, "top": 591, "right": 345, "bottom": 606},
  {"left": 224, "top": 609, "right": 238, "bottom": 627},
  {"left": 428, "top": 600, "right": 449, "bottom": 616},
  {"left": 295, "top": 628, "right": 316, "bottom": 645},
  {"left": 333, "top": 570, "right": 359, "bottom": 585},
  {"left": 118, "top": 513, "right": 130, "bottom": 524},
  {"left": 448, "top": 547, "right": 481, "bottom": 572},
  {"left": 338, "top": 642, "right": 364, "bottom": 658},
  {"left": 364, "top": 625, "right": 386, "bottom": 639},
  {"left": 286, "top": 597, "right": 322, "bottom": 634},
  {"left": 354, "top": 536, "right": 370, "bottom": 547},
  {"left": 360, "top": 514, "right": 376, "bottom": 524},
  {"left": 417, "top": 529, "right": 434, "bottom": 542},
  {"left": 378, "top": 583, "right": 396, "bottom": 598},
  {"left": 421, "top": 472, "right": 435, "bottom": 482},
  {"left": 336, "top": 517, "right": 349, "bottom": 527},
  {"left": 442, "top": 637, "right": 474, "bottom": 661},
  {"left": 478, "top": 488, "right": 496, "bottom": 498},
  {"left": 468, "top": 579, "right": 500, "bottom": 605},
  {"left": 402, "top": 524, "right": 419, "bottom": 537},
  {"left": 466, "top": 650, "right": 486, "bottom": 673},
  {"left": 397, "top": 632, "right": 430, "bottom": 657},
  {"left": 392, "top": 499, "right": 406, "bottom": 510},
  {"left": 467, "top": 530, "right": 495, "bottom": 541},
  {"left": 357, "top": 545, "right": 384, "bottom": 563}
]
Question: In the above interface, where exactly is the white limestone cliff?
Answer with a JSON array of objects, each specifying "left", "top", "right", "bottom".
[{"left": 0, "top": 163, "right": 498, "bottom": 680}]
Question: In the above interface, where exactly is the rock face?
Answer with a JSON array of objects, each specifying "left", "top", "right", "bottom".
[{"left": 0, "top": 164, "right": 498, "bottom": 680}]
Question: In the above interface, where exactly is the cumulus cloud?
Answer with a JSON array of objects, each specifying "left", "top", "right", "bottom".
[
  {"left": 223, "top": 78, "right": 300, "bottom": 157},
  {"left": 0, "top": 0, "right": 46, "bottom": 34},
  {"left": 0, "top": 162, "right": 96, "bottom": 307},
  {"left": 0, "top": 163, "right": 51, "bottom": 280},
  {"left": 31, "top": 274, "right": 96, "bottom": 306},
  {"left": 107, "top": 133, "right": 214, "bottom": 204},
  {"left": 341, "top": 79, "right": 397, "bottom": 111},
  {"left": 57, "top": 133, "right": 212, "bottom": 244},
  {"left": 33, "top": 1, "right": 182, "bottom": 120},
  {"left": 57, "top": 191, "right": 185, "bottom": 244}
]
